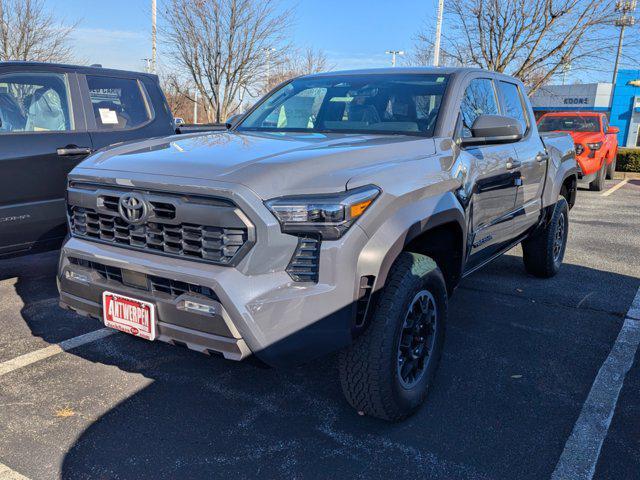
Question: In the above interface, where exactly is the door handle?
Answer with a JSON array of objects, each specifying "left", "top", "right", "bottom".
[
  {"left": 57, "top": 146, "right": 92, "bottom": 156},
  {"left": 506, "top": 159, "right": 522, "bottom": 170},
  {"left": 536, "top": 152, "right": 549, "bottom": 162}
]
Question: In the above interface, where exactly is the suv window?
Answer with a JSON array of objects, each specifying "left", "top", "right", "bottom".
[
  {"left": 601, "top": 116, "right": 608, "bottom": 132},
  {"left": 0, "top": 72, "right": 73, "bottom": 133},
  {"left": 460, "top": 78, "right": 499, "bottom": 138},
  {"left": 498, "top": 81, "right": 529, "bottom": 134},
  {"left": 86, "top": 75, "right": 152, "bottom": 130}
]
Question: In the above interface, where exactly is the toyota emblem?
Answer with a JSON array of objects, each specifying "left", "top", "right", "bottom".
[{"left": 118, "top": 193, "right": 148, "bottom": 225}]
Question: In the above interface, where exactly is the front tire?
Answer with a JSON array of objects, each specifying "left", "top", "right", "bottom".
[
  {"left": 606, "top": 156, "right": 617, "bottom": 180},
  {"left": 590, "top": 160, "right": 606, "bottom": 191},
  {"left": 522, "top": 197, "right": 569, "bottom": 278},
  {"left": 338, "top": 252, "right": 447, "bottom": 421}
]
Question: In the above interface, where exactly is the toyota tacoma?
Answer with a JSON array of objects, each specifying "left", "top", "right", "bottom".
[
  {"left": 537, "top": 111, "right": 618, "bottom": 191},
  {"left": 58, "top": 68, "right": 577, "bottom": 421}
]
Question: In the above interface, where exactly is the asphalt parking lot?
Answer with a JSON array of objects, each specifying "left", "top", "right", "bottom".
[{"left": 0, "top": 179, "right": 639, "bottom": 480}]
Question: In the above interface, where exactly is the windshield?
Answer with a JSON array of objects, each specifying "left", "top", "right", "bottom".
[
  {"left": 538, "top": 115, "right": 601, "bottom": 133},
  {"left": 237, "top": 74, "right": 449, "bottom": 136}
]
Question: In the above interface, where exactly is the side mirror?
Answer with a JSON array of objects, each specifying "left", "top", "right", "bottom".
[
  {"left": 607, "top": 126, "right": 620, "bottom": 134},
  {"left": 225, "top": 113, "right": 243, "bottom": 129},
  {"left": 461, "top": 114, "right": 523, "bottom": 147}
]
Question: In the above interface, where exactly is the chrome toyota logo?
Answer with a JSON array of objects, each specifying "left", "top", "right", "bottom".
[{"left": 118, "top": 193, "right": 148, "bottom": 224}]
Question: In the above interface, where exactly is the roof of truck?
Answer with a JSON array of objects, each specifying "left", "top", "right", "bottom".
[
  {"left": 540, "top": 111, "right": 603, "bottom": 117},
  {"left": 0, "top": 61, "right": 157, "bottom": 79},
  {"left": 308, "top": 66, "right": 487, "bottom": 77}
]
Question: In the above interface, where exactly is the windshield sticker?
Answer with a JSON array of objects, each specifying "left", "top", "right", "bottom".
[{"left": 99, "top": 108, "right": 119, "bottom": 125}]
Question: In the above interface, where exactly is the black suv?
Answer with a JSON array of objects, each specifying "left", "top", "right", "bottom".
[{"left": 0, "top": 62, "right": 187, "bottom": 257}]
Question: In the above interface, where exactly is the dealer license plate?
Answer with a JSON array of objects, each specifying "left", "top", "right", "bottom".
[{"left": 102, "top": 291, "right": 156, "bottom": 341}]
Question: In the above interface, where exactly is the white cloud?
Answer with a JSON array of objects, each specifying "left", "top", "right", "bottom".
[
  {"left": 70, "top": 27, "right": 151, "bottom": 72},
  {"left": 326, "top": 51, "right": 392, "bottom": 71}
]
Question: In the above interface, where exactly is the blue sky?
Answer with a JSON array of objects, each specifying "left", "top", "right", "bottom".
[
  {"left": 56, "top": 0, "right": 638, "bottom": 84},
  {"left": 59, "top": 0, "right": 437, "bottom": 72}
]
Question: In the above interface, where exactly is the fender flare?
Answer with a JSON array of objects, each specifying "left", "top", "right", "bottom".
[{"left": 356, "top": 192, "right": 467, "bottom": 295}]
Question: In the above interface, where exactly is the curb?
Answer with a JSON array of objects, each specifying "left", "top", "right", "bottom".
[{"left": 613, "top": 172, "right": 640, "bottom": 180}]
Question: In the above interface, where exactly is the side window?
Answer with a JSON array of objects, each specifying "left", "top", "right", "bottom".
[
  {"left": 86, "top": 75, "right": 152, "bottom": 130},
  {"left": 459, "top": 78, "right": 499, "bottom": 138},
  {"left": 602, "top": 116, "right": 609, "bottom": 133},
  {"left": 0, "top": 72, "right": 73, "bottom": 133},
  {"left": 498, "top": 81, "right": 529, "bottom": 134}
]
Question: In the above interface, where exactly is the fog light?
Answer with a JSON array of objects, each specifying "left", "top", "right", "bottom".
[
  {"left": 183, "top": 300, "right": 217, "bottom": 315},
  {"left": 65, "top": 270, "right": 90, "bottom": 283}
]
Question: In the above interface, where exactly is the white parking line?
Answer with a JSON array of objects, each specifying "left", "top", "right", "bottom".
[
  {"left": 0, "top": 328, "right": 114, "bottom": 377},
  {"left": 601, "top": 179, "right": 628, "bottom": 197},
  {"left": 551, "top": 287, "right": 640, "bottom": 480},
  {"left": 0, "top": 462, "right": 30, "bottom": 480}
]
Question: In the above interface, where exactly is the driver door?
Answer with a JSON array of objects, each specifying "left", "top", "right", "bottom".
[
  {"left": 0, "top": 65, "right": 91, "bottom": 255},
  {"left": 459, "top": 78, "right": 519, "bottom": 272}
]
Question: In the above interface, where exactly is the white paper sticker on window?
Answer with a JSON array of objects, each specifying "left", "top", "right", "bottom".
[{"left": 98, "top": 108, "right": 119, "bottom": 125}]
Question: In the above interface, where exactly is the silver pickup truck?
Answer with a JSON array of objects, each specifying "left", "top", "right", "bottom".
[{"left": 58, "top": 68, "right": 577, "bottom": 421}]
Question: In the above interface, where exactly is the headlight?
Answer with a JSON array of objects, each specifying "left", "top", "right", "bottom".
[
  {"left": 266, "top": 185, "right": 380, "bottom": 240},
  {"left": 587, "top": 142, "right": 602, "bottom": 151},
  {"left": 575, "top": 143, "right": 584, "bottom": 155}
]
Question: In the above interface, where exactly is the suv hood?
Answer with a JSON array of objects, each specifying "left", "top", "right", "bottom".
[{"left": 78, "top": 131, "right": 436, "bottom": 198}]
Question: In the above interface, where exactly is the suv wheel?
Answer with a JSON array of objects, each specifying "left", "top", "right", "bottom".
[
  {"left": 521, "top": 197, "right": 569, "bottom": 278},
  {"left": 606, "top": 156, "right": 616, "bottom": 180},
  {"left": 589, "top": 160, "right": 606, "bottom": 191},
  {"left": 338, "top": 252, "right": 447, "bottom": 421}
]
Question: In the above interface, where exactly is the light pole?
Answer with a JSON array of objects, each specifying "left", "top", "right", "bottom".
[
  {"left": 612, "top": 0, "right": 637, "bottom": 86},
  {"left": 433, "top": 0, "right": 444, "bottom": 66},
  {"left": 385, "top": 50, "right": 405, "bottom": 67},
  {"left": 264, "top": 47, "right": 276, "bottom": 88},
  {"left": 151, "top": 0, "right": 157, "bottom": 74},
  {"left": 193, "top": 88, "right": 199, "bottom": 124}
]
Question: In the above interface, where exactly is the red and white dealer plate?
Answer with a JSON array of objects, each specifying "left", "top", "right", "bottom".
[{"left": 102, "top": 291, "right": 156, "bottom": 341}]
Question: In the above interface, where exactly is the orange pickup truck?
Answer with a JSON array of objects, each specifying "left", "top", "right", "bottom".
[{"left": 537, "top": 112, "right": 619, "bottom": 191}]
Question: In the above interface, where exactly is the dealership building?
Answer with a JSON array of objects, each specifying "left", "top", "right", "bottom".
[{"left": 530, "top": 69, "right": 640, "bottom": 148}]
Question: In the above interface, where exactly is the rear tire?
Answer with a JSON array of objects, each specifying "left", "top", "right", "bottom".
[
  {"left": 338, "top": 252, "right": 447, "bottom": 421},
  {"left": 589, "top": 160, "right": 606, "bottom": 191},
  {"left": 522, "top": 197, "right": 569, "bottom": 278},
  {"left": 606, "top": 156, "right": 617, "bottom": 180}
]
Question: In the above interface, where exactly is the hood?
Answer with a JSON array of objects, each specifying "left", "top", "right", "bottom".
[
  {"left": 566, "top": 131, "right": 602, "bottom": 145},
  {"left": 77, "top": 131, "right": 436, "bottom": 198}
]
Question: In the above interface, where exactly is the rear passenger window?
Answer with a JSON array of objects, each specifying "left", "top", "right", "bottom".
[
  {"left": 86, "top": 76, "right": 152, "bottom": 130},
  {"left": 0, "top": 72, "right": 73, "bottom": 133},
  {"left": 498, "top": 81, "right": 528, "bottom": 134},
  {"left": 459, "top": 78, "right": 499, "bottom": 138}
]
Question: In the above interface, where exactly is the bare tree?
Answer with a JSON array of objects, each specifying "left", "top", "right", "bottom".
[
  {"left": 160, "top": 73, "right": 195, "bottom": 122},
  {"left": 263, "top": 47, "right": 329, "bottom": 92},
  {"left": 412, "top": 0, "right": 620, "bottom": 93},
  {"left": 162, "top": 0, "right": 292, "bottom": 123},
  {"left": 0, "top": 0, "right": 75, "bottom": 62}
]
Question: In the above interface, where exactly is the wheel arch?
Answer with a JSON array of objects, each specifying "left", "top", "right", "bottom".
[
  {"left": 560, "top": 173, "right": 577, "bottom": 209},
  {"left": 355, "top": 192, "right": 466, "bottom": 330}
]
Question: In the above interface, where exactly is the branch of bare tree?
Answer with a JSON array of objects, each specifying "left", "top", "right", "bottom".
[
  {"left": 0, "top": 0, "right": 75, "bottom": 62},
  {"left": 411, "top": 0, "right": 625, "bottom": 94},
  {"left": 161, "top": 0, "right": 293, "bottom": 123}
]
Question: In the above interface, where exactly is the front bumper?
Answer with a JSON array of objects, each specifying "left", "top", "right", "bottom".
[
  {"left": 58, "top": 223, "right": 368, "bottom": 366},
  {"left": 576, "top": 151, "right": 605, "bottom": 180}
]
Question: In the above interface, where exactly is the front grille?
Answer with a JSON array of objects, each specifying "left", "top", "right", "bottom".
[
  {"left": 286, "top": 236, "right": 321, "bottom": 282},
  {"left": 99, "top": 194, "right": 176, "bottom": 220},
  {"left": 69, "top": 257, "right": 217, "bottom": 300},
  {"left": 67, "top": 185, "right": 253, "bottom": 266}
]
